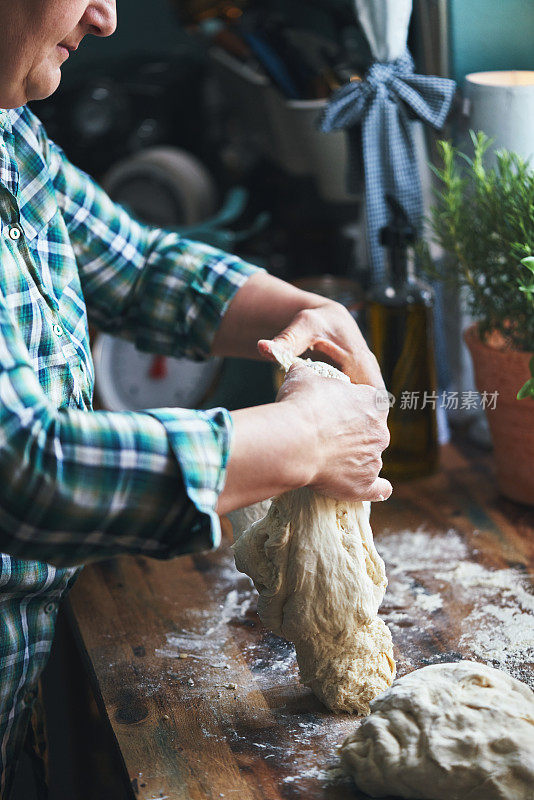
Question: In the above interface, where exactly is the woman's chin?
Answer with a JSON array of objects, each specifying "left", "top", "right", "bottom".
[{"left": 26, "top": 66, "right": 62, "bottom": 103}]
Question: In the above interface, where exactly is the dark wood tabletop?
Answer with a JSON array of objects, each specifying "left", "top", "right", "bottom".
[{"left": 67, "top": 444, "right": 534, "bottom": 800}]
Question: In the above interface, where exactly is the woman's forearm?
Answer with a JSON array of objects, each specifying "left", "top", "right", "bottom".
[
  {"left": 211, "top": 272, "right": 324, "bottom": 360},
  {"left": 211, "top": 271, "right": 384, "bottom": 389},
  {"left": 216, "top": 400, "right": 315, "bottom": 515}
]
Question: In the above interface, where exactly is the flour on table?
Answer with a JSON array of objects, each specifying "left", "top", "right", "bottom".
[
  {"left": 232, "top": 353, "right": 395, "bottom": 714},
  {"left": 341, "top": 660, "right": 534, "bottom": 800}
]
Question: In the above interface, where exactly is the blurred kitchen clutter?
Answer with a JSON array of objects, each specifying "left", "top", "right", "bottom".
[{"left": 31, "top": 0, "right": 457, "bottom": 471}]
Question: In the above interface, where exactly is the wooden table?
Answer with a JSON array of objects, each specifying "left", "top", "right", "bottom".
[{"left": 67, "top": 445, "right": 534, "bottom": 800}]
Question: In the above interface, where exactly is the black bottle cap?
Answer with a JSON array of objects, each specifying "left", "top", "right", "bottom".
[{"left": 380, "top": 194, "right": 417, "bottom": 248}]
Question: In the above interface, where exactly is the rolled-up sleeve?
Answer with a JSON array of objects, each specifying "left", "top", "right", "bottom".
[
  {"left": 0, "top": 287, "right": 233, "bottom": 567},
  {"left": 0, "top": 108, "right": 266, "bottom": 565},
  {"left": 43, "top": 131, "right": 262, "bottom": 360}
]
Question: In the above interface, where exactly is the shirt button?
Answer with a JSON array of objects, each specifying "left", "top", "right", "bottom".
[
  {"left": 8, "top": 225, "right": 21, "bottom": 241},
  {"left": 53, "top": 324, "right": 63, "bottom": 336},
  {"left": 44, "top": 602, "right": 56, "bottom": 614}
]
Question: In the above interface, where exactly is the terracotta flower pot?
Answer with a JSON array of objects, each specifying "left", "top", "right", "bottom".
[{"left": 464, "top": 325, "right": 534, "bottom": 505}]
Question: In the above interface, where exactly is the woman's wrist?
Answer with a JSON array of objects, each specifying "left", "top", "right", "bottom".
[
  {"left": 216, "top": 399, "right": 317, "bottom": 515},
  {"left": 276, "top": 395, "right": 319, "bottom": 488},
  {"left": 211, "top": 272, "right": 326, "bottom": 360}
]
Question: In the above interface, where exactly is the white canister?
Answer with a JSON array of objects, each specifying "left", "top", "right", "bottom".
[{"left": 464, "top": 70, "right": 534, "bottom": 161}]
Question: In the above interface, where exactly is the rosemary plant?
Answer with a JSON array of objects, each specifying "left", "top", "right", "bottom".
[{"left": 424, "top": 131, "right": 534, "bottom": 398}]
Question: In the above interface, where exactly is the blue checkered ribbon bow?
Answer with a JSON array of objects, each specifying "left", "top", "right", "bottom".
[{"left": 320, "top": 51, "right": 456, "bottom": 282}]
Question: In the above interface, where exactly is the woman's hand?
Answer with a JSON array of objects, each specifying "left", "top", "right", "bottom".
[
  {"left": 212, "top": 273, "right": 384, "bottom": 391},
  {"left": 277, "top": 362, "right": 392, "bottom": 502},
  {"left": 258, "top": 300, "right": 384, "bottom": 390},
  {"left": 217, "top": 361, "right": 392, "bottom": 515},
  {"left": 214, "top": 273, "right": 392, "bottom": 514}
]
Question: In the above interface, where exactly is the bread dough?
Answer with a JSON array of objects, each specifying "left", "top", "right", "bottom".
[
  {"left": 341, "top": 660, "right": 534, "bottom": 800},
  {"left": 268, "top": 340, "right": 350, "bottom": 380},
  {"left": 226, "top": 498, "right": 272, "bottom": 539},
  {"left": 231, "top": 356, "right": 395, "bottom": 714},
  {"left": 233, "top": 489, "right": 395, "bottom": 713}
]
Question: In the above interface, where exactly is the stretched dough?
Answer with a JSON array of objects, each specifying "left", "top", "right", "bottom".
[
  {"left": 341, "top": 660, "right": 534, "bottom": 800},
  {"left": 232, "top": 356, "right": 395, "bottom": 714}
]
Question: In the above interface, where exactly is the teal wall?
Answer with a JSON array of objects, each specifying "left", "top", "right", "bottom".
[
  {"left": 72, "top": 1, "right": 534, "bottom": 82},
  {"left": 449, "top": 0, "right": 534, "bottom": 84}
]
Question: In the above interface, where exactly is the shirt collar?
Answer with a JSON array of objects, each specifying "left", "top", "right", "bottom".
[{"left": 0, "top": 108, "right": 21, "bottom": 135}]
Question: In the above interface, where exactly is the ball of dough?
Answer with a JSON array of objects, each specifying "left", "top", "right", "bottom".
[
  {"left": 233, "top": 489, "right": 395, "bottom": 715},
  {"left": 341, "top": 661, "right": 534, "bottom": 800}
]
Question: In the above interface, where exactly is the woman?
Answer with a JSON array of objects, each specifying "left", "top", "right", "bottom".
[{"left": 0, "top": 1, "right": 391, "bottom": 795}]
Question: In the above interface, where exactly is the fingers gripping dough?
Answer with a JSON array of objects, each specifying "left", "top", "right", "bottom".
[{"left": 232, "top": 488, "right": 395, "bottom": 714}]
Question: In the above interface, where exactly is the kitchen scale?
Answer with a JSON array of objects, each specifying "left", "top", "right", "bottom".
[{"left": 92, "top": 334, "right": 222, "bottom": 411}]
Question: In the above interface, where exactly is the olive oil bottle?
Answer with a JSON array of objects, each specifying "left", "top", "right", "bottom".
[{"left": 367, "top": 197, "right": 438, "bottom": 479}]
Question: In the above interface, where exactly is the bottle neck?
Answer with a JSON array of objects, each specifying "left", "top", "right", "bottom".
[
  {"left": 389, "top": 244, "right": 409, "bottom": 286},
  {"left": 367, "top": 245, "right": 433, "bottom": 307}
]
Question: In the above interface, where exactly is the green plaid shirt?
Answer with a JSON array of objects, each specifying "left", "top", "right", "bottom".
[{"left": 0, "top": 105, "right": 259, "bottom": 794}]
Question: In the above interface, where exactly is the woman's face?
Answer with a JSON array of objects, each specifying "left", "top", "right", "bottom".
[{"left": 0, "top": 0, "right": 116, "bottom": 108}]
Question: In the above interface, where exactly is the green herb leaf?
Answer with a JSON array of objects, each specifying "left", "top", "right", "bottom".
[
  {"left": 517, "top": 378, "right": 534, "bottom": 400},
  {"left": 426, "top": 133, "right": 534, "bottom": 352}
]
